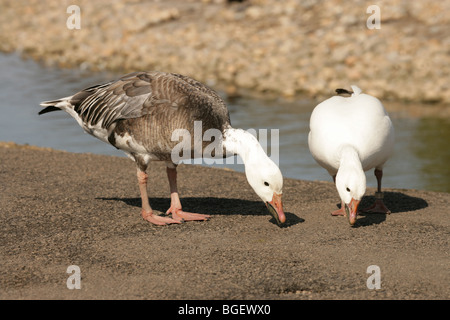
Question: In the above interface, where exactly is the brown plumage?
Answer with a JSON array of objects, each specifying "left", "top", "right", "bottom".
[
  {"left": 39, "top": 71, "right": 286, "bottom": 226},
  {"left": 39, "top": 71, "right": 232, "bottom": 225},
  {"left": 41, "top": 71, "right": 230, "bottom": 164}
]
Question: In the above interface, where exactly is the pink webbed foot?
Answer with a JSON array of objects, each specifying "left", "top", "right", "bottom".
[
  {"left": 141, "top": 210, "right": 182, "bottom": 226},
  {"left": 331, "top": 207, "right": 346, "bottom": 217},
  {"left": 361, "top": 192, "right": 391, "bottom": 214},
  {"left": 166, "top": 206, "right": 211, "bottom": 222},
  {"left": 361, "top": 200, "right": 391, "bottom": 214},
  {"left": 163, "top": 165, "right": 210, "bottom": 223},
  {"left": 331, "top": 202, "right": 347, "bottom": 217}
]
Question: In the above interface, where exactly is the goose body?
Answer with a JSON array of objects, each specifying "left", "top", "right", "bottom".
[
  {"left": 40, "top": 71, "right": 285, "bottom": 225},
  {"left": 40, "top": 72, "right": 230, "bottom": 163},
  {"left": 308, "top": 85, "right": 394, "bottom": 225}
]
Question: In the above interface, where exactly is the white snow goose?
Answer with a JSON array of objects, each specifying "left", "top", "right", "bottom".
[
  {"left": 39, "top": 71, "right": 285, "bottom": 226},
  {"left": 308, "top": 85, "right": 395, "bottom": 226}
]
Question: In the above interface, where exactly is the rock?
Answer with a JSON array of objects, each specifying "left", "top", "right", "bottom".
[{"left": 0, "top": 0, "right": 448, "bottom": 107}]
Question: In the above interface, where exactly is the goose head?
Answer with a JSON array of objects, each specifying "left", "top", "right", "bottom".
[
  {"left": 335, "top": 164, "right": 366, "bottom": 225},
  {"left": 223, "top": 127, "right": 286, "bottom": 225},
  {"left": 245, "top": 157, "right": 285, "bottom": 225}
]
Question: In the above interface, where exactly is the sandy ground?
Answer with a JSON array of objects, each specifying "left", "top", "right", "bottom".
[{"left": 0, "top": 144, "right": 448, "bottom": 300}]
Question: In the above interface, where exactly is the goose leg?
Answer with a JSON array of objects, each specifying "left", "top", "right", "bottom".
[
  {"left": 331, "top": 175, "right": 347, "bottom": 217},
  {"left": 361, "top": 169, "right": 391, "bottom": 214},
  {"left": 331, "top": 201, "right": 347, "bottom": 217},
  {"left": 165, "top": 165, "right": 211, "bottom": 222},
  {"left": 137, "top": 168, "right": 181, "bottom": 225}
]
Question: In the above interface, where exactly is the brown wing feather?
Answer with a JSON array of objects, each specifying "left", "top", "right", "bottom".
[{"left": 70, "top": 71, "right": 230, "bottom": 130}]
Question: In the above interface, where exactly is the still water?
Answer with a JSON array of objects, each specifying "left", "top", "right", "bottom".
[{"left": 0, "top": 53, "right": 449, "bottom": 193}]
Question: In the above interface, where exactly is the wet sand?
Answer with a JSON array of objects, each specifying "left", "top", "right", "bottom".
[{"left": 0, "top": 143, "right": 448, "bottom": 300}]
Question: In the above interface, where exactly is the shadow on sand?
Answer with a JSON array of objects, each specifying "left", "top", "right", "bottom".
[
  {"left": 97, "top": 196, "right": 304, "bottom": 227},
  {"left": 349, "top": 191, "right": 429, "bottom": 227}
]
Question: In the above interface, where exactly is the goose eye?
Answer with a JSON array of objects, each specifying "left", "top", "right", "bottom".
[
  {"left": 346, "top": 187, "right": 351, "bottom": 192},
  {"left": 264, "top": 181, "right": 270, "bottom": 187}
]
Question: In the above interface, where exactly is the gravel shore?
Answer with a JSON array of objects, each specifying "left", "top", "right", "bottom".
[
  {"left": 1, "top": 143, "right": 448, "bottom": 299},
  {"left": 1, "top": 0, "right": 449, "bottom": 106}
]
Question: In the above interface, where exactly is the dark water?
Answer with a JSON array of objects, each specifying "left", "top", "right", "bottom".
[{"left": 1, "top": 53, "right": 449, "bottom": 193}]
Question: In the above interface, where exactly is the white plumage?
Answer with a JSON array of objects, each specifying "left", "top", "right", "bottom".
[{"left": 308, "top": 85, "right": 395, "bottom": 225}]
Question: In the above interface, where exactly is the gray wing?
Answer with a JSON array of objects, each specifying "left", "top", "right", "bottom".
[
  {"left": 72, "top": 72, "right": 156, "bottom": 128},
  {"left": 71, "top": 71, "right": 230, "bottom": 130}
]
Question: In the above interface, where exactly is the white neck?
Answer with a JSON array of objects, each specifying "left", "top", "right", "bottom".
[
  {"left": 222, "top": 127, "right": 283, "bottom": 204},
  {"left": 336, "top": 145, "right": 366, "bottom": 202},
  {"left": 339, "top": 145, "right": 362, "bottom": 170},
  {"left": 222, "top": 127, "right": 267, "bottom": 164}
]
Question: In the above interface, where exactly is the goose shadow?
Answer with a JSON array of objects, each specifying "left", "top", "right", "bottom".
[
  {"left": 96, "top": 196, "right": 304, "bottom": 227},
  {"left": 341, "top": 191, "right": 429, "bottom": 228}
]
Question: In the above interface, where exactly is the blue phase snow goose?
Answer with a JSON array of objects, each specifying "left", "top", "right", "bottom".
[
  {"left": 39, "top": 71, "right": 285, "bottom": 226},
  {"left": 308, "top": 85, "right": 395, "bottom": 225}
]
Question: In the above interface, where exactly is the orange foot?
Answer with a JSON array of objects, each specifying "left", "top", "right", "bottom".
[
  {"left": 361, "top": 192, "right": 391, "bottom": 214},
  {"left": 331, "top": 204, "right": 347, "bottom": 217},
  {"left": 166, "top": 206, "right": 211, "bottom": 222},
  {"left": 142, "top": 210, "right": 182, "bottom": 226},
  {"left": 361, "top": 199, "right": 391, "bottom": 214}
]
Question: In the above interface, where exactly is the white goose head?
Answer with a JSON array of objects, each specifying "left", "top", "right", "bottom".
[
  {"left": 245, "top": 155, "right": 284, "bottom": 224},
  {"left": 335, "top": 146, "right": 366, "bottom": 225},
  {"left": 223, "top": 128, "right": 285, "bottom": 225}
]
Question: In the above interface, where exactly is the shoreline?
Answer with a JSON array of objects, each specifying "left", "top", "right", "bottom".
[{"left": 1, "top": 140, "right": 448, "bottom": 195}]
